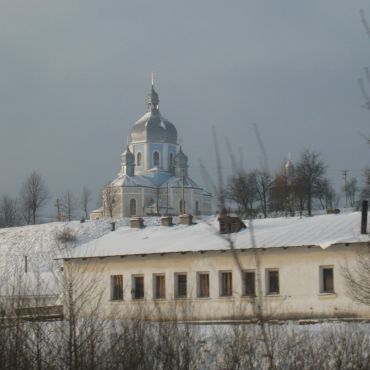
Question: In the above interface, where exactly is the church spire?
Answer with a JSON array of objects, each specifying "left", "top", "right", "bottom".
[{"left": 147, "top": 72, "right": 159, "bottom": 112}]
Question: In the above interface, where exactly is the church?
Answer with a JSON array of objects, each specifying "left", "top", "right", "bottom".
[{"left": 90, "top": 79, "right": 212, "bottom": 219}]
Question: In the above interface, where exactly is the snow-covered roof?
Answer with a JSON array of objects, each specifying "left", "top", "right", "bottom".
[
  {"left": 64, "top": 212, "right": 370, "bottom": 260},
  {"left": 112, "top": 174, "right": 155, "bottom": 187},
  {"left": 161, "top": 176, "right": 201, "bottom": 189}
]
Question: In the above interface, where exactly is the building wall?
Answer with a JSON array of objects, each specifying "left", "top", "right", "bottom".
[{"left": 63, "top": 243, "right": 370, "bottom": 321}]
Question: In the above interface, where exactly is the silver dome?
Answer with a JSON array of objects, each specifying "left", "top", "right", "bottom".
[
  {"left": 129, "top": 111, "right": 178, "bottom": 144},
  {"left": 128, "top": 84, "right": 178, "bottom": 144}
]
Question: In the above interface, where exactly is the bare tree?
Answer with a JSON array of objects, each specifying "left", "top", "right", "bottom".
[
  {"left": 344, "top": 177, "right": 359, "bottom": 207},
  {"left": 295, "top": 149, "right": 326, "bottom": 216},
  {"left": 0, "top": 195, "right": 19, "bottom": 227},
  {"left": 80, "top": 186, "right": 91, "bottom": 220},
  {"left": 254, "top": 170, "right": 272, "bottom": 218},
  {"left": 227, "top": 171, "right": 257, "bottom": 217},
  {"left": 103, "top": 184, "right": 119, "bottom": 218},
  {"left": 61, "top": 190, "right": 76, "bottom": 222},
  {"left": 316, "top": 178, "right": 337, "bottom": 210},
  {"left": 20, "top": 172, "right": 49, "bottom": 225}
]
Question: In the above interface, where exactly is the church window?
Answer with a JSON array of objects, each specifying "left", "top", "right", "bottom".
[
  {"left": 175, "top": 273, "right": 187, "bottom": 298},
  {"left": 197, "top": 272, "right": 209, "bottom": 298},
  {"left": 153, "top": 274, "right": 166, "bottom": 299},
  {"left": 153, "top": 151, "right": 160, "bottom": 166},
  {"left": 169, "top": 152, "right": 174, "bottom": 167},
  {"left": 129, "top": 199, "right": 137, "bottom": 217},
  {"left": 242, "top": 270, "right": 256, "bottom": 297},
  {"left": 266, "top": 269, "right": 279, "bottom": 294},
  {"left": 179, "top": 200, "right": 186, "bottom": 214},
  {"left": 132, "top": 275, "right": 144, "bottom": 299},
  {"left": 320, "top": 266, "right": 334, "bottom": 293},
  {"left": 137, "top": 152, "right": 142, "bottom": 166},
  {"left": 111, "top": 275, "right": 123, "bottom": 300},
  {"left": 220, "top": 271, "right": 232, "bottom": 297}
]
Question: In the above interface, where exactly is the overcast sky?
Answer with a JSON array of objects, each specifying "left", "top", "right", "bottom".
[{"left": 0, "top": 0, "right": 369, "bottom": 215}]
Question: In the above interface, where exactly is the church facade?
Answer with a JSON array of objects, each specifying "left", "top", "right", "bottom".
[{"left": 91, "top": 81, "right": 212, "bottom": 219}]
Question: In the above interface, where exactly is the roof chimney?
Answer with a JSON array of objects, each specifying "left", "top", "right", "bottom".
[
  {"left": 218, "top": 216, "right": 246, "bottom": 234},
  {"left": 361, "top": 200, "right": 368, "bottom": 235}
]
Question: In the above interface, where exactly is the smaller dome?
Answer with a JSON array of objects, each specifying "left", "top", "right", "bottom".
[
  {"left": 174, "top": 147, "right": 188, "bottom": 168},
  {"left": 121, "top": 146, "right": 135, "bottom": 165}
]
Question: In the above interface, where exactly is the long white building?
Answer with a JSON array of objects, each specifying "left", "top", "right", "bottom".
[{"left": 61, "top": 211, "right": 370, "bottom": 321}]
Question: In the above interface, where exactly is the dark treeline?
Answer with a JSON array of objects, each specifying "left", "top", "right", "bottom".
[
  {"left": 227, "top": 149, "right": 366, "bottom": 218},
  {"left": 0, "top": 171, "right": 92, "bottom": 227}
]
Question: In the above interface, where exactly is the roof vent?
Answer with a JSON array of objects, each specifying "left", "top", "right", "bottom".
[
  {"left": 361, "top": 200, "right": 368, "bottom": 235},
  {"left": 179, "top": 214, "right": 193, "bottom": 226},
  {"left": 161, "top": 216, "right": 173, "bottom": 227},
  {"left": 130, "top": 217, "right": 145, "bottom": 229},
  {"left": 218, "top": 216, "right": 246, "bottom": 234}
]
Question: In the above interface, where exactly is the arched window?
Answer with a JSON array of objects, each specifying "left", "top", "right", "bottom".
[
  {"left": 153, "top": 151, "right": 160, "bottom": 166},
  {"left": 137, "top": 152, "right": 142, "bottom": 166},
  {"left": 169, "top": 152, "right": 174, "bottom": 167},
  {"left": 129, "top": 198, "right": 137, "bottom": 217},
  {"left": 195, "top": 201, "right": 200, "bottom": 216},
  {"left": 179, "top": 200, "right": 186, "bottom": 214}
]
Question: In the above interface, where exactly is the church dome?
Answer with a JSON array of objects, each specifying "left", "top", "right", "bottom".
[{"left": 129, "top": 84, "right": 178, "bottom": 144}]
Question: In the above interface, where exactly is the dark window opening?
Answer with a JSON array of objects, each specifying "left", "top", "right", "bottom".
[
  {"left": 243, "top": 271, "right": 256, "bottom": 297},
  {"left": 198, "top": 273, "right": 209, "bottom": 298},
  {"left": 153, "top": 151, "right": 160, "bottom": 166},
  {"left": 176, "top": 274, "right": 187, "bottom": 298},
  {"left": 154, "top": 275, "right": 166, "bottom": 299},
  {"left": 267, "top": 270, "right": 279, "bottom": 294},
  {"left": 322, "top": 267, "right": 334, "bottom": 293},
  {"left": 132, "top": 276, "right": 144, "bottom": 299},
  {"left": 220, "top": 272, "right": 232, "bottom": 297},
  {"left": 111, "top": 275, "right": 123, "bottom": 300}
]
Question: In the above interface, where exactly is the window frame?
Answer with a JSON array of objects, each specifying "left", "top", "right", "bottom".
[
  {"left": 136, "top": 152, "right": 142, "bottom": 166},
  {"left": 197, "top": 272, "right": 210, "bottom": 298},
  {"left": 129, "top": 198, "right": 137, "bottom": 217},
  {"left": 266, "top": 269, "right": 280, "bottom": 295},
  {"left": 153, "top": 273, "right": 166, "bottom": 300},
  {"left": 153, "top": 151, "right": 160, "bottom": 167},
  {"left": 111, "top": 275, "right": 123, "bottom": 301},
  {"left": 174, "top": 273, "right": 187, "bottom": 299},
  {"left": 242, "top": 270, "right": 256, "bottom": 297},
  {"left": 132, "top": 275, "right": 144, "bottom": 300},
  {"left": 319, "top": 266, "right": 334, "bottom": 294},
  {"left": 219, "top": 271, "right": 233, "bottom": 297}
]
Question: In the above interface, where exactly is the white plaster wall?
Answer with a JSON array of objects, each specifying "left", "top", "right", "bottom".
[{"left": 64, "top": 243, "right": 370, "bottom": 321}]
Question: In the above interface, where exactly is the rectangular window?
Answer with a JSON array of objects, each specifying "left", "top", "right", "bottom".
[
  {"left": 197, "top": 272, "right": 210, "bottom": 298},
  {"left": 220, "top": 271, "right": 232, "bottom": 297},
  {"left": 243, "top": 271, "right": 256, "bottom": 297},
  {"left": 153, "top": 274, "right": 166, "bottom": 299},
  {"left": 266, "top": 270, "right": 279, "bottom": 294},
  {"left": 320, "top": 267, "right": 334, "bottom": 293},
  {"left": 111, "top": 275, "right": 123, "bottom": 301},
  {"left": 132, "top": 275, "right": 144, "bottom": 299},
  {"left": 175, "top": 273, "right": 187, "bottom": 298}
]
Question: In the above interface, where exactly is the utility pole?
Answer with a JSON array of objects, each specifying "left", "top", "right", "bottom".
[
  {"left": 55, "top": 198, "right": 62, "bottom": 221},
  {"left": 342, "top": 170, "right": 349, "bottom": 208}
]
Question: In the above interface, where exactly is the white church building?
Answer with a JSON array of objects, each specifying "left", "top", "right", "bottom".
[{"left": 91, "top": 80, "right": 212, "bottom": 219}]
